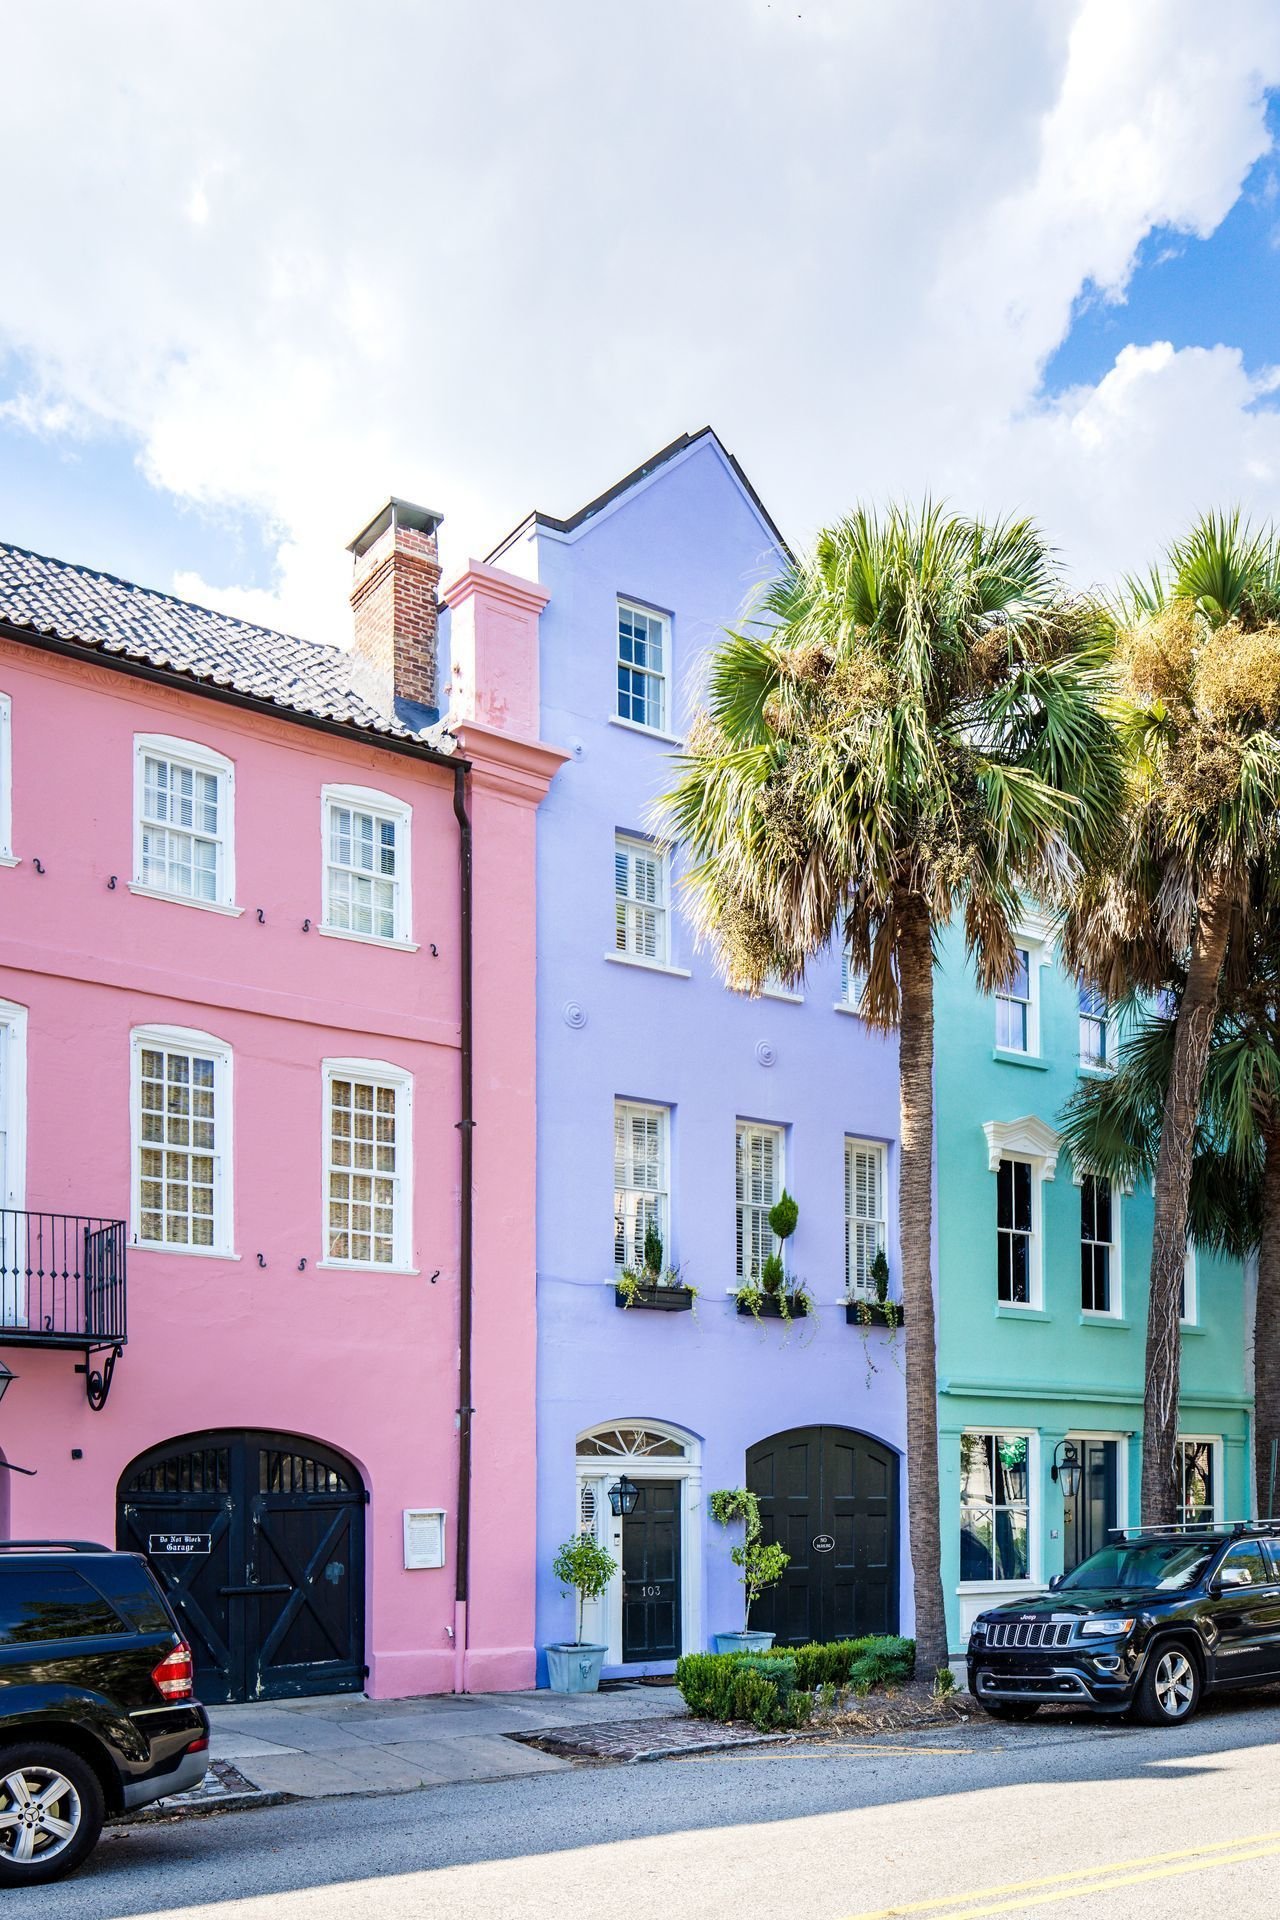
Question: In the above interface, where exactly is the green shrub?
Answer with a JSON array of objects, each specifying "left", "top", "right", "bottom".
[
  {"left": 733, "top": 1652, "right": 798, "bottom": 1699},
  {"left": 791, "top": 1635, "right": 915, "bottom": 1691},
  {"left": 674, "top": 1651, "right": 807, "bottom": 1731}
]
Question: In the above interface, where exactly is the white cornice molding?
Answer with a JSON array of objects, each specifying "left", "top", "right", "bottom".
[{"left": 983, "top": 1114, "right": 1062, "bottom": 1178}]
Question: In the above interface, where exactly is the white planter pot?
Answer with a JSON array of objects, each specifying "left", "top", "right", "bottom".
[{"left": 545, "top": 1643, "right": 607, "bottom": 1692}]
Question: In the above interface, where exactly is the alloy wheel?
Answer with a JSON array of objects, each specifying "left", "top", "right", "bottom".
[
  {"left": 1153, "top": 1649, "right": 1195, "bottom": 1717},
  {"left": 0, "top": 1767, "right": 82, "bottom": 1864}
]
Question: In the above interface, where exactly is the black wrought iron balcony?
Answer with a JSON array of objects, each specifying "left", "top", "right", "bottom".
[{"left": 0, "top": 1212, "right": 127, "bottom": 1407}]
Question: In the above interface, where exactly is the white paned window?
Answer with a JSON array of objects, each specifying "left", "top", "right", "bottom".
[
  {"left": 323, "top": 1060, "right": 412, "bottom": 1270},
  {"left": 322, "top": 786, "right": 413, "bottom": 946},
  {"left": 840, "top": 946, "right": 866, "bottom": 1010},
  {"left": 736, "top": 1122, "right": 783, "bottom": 1281},
  {"left": 997, "top": 1158, "right": 1033, "bottom": 1304},
  {"left": 0, "top": 694, "right": 14, "bottom": 864},
  {"left": 614, "top": 1101, "right": 669, "bottom": 1271},
  {"left": 845, "top": 1139, "right": 886, "bottom": 1298},
  {"left": 1177, "top": 1437, "right": 1217, "bottom": 1523},
  {"left": 614, "top": 834, "right": 669, "bottom": 964},
  {"left": 616, "top": 600, "right": 669, "bottom": 732},
  {"left": 133, "top": 736, "right": 235, "bottom": 909},
  {"left": 995, "top": 948, "right": 1033, "bottom": 1053},
  {"left": 132, "top": 1027, "right": 232, "bottom": 1254},
  {"left": 1080, "top": 1175, "right": 1116, "bottom": 1313},
  {"left": 1079, "top": 985, "right": 1110, "bottom": 1070},
  {"left": 961, "top": 1432, "right": 1032, "bottom": 1582}
]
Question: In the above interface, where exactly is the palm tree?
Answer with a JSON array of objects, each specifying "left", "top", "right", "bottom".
[
  {"left": 662, "top": 504, "right": 1121, "bottom": 1670},
  {"left": 1061, "top": 512, "right": 1280, "bottom": 1524},
  {"left": 1060, "top": 921, "right": 1280, "bottom": 1511}
]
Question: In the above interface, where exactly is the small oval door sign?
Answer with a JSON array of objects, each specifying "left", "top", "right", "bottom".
[{"left": 813, "top": 1534, "right": 836, "bottom": 1553}]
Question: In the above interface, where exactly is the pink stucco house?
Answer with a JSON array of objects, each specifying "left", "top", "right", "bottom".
[{"left": 0, "top": 501, "right": 562, "bottom": 1701}]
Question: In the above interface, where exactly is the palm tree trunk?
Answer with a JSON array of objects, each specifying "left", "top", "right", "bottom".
[
  {"left": 1142, "top": 875, "right": 1235, "bottom": 1524},
  {"left": 1254, "top": 1120, "right": 1280, "bottom": 1516},
  {"left": 895, "top": 893, "right": 949, "bottom": 1672}
]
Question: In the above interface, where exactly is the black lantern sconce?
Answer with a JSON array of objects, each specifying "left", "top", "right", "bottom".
[
  {"left": 607, "top": 1476, "right": 639, "bottom": 1517},
  {"left": 1051, "top": 1440, "right": 1083, "bottom": 1500}
]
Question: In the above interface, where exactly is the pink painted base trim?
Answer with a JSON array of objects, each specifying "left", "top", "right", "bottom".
[
  {"left": 365, "top": 1649, "right": 457, "bottom": 1700},
  {"left": 462, "top": 1646, "right": 537, "bottom": 1693}
]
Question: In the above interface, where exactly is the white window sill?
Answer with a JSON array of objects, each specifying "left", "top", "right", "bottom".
[
  {"left": 732, "top": 985, "right": 803, "bottom": 1004},
  {"left": 957, "top": 1579, "right": 1043, "bottom": 1596},
  {"left": 0, "top": 853, "right": 18, "bottom": 869},
  {"left": 833, "top": 1001, "right": 865, "bottom": 1017},
  {"left": 992, "top": 1048, "right": 1049, "bottom": 1071},
  {"left": 315, "top": 1258, "right": 419, "bottom": 1276},
  {"left": 317, "top": 924, "right": 419, "bottom": 953},
  {"left": 1079, "top": 1311, "right": 1130, "bottom": 1329},
  {"left": 1077, "top": 1064, "right": 1114, "bottom": 1080},
  {"left": 604, "top": 952, "right": 691, "bottom": 979},
  {"left": 133, "top": 1240, "right": 240, "bottom": 1261},
  {"left": 995, "top": 1302, "right": 1050, "bottom": 1321},
  {"left": 1180, "top": 1320, "right": 1205, "bottom": 1336},
  {"left": 608, "top": 716, "right": 683, "bottom": 747},
  {"left": 129, "top": 883, "right": 244, "bottom": 917}
]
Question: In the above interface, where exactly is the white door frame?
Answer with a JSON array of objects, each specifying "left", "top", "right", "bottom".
[
  {"left": 575, "top": 1421, "right": 702, "bottom": 1665},
  {"left": 1063, "top": 1430, "right": 1130, "bottom": 1560}
]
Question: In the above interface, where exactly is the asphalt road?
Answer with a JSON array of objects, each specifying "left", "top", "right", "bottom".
[{"left": 23, "top": 1691, "right": 1280, "bottom": 1920}]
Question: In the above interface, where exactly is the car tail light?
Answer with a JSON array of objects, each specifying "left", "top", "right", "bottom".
[
  {"left": 151, "top": 1641, "right": 195, "bottom": 1701},
  {"left": 185, "top": 1736, "right": 209, "bottom": 1754}
]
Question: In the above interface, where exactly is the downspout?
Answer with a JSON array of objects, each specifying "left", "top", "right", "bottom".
[{"left": 452, "top": 761, "right": 474, "bottom": 1693}]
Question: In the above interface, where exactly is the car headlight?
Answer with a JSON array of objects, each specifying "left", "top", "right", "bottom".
[
  {"left": 1080, "top": 1616, "right": 1135, "bottom": 1638},
  {"left": 969, "top": 1620, "right": 987, "bottom": 1642}
]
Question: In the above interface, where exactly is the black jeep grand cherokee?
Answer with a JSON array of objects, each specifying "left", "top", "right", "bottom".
[{"left": 968, "top": 1525, "right": 1280, "bottom": 1726}]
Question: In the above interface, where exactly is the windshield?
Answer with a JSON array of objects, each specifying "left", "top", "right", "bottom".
[{"left": 1058, "top": 1541, "right": 1216, "bottom": 1592}]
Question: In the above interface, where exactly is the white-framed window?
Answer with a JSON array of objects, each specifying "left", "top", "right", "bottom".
[
  {"left": 845, "top": 1138, "right": 886, "bottom": 1299},
  {"left": 614, "top": 833, "right": 669, "bottom": 965},
  {"left": 1078, "top": 985, "right": 1111, "bottom": 1070},
  {"left": 960, "top": 1431, "right": 1032, "bottom": 1582},
  {"left": 997, "top": 1158, "right": 1033, "bottom": 1304},
  {"left": 1080, "top": 1174, "right": 1117, "bottom": 1314},
  {"left": 984, "top": 1116, "right": 1059, "bottom": 1310},
  {"left": 1181, "top": 1242, "right": 1198, "bottom": 1326},
  {"left": 132, "top": 735, "right": 236, "bottom": 910},
  {"left": 0, "top": 694, "right": 15, "bottom": 866},
  {"left": 616, "top": 599, "right": 669, "bottom": 733},
  {"left": 995, "top": 947, "right": 1035, "bottom": 1053},
  {"left": 840, "top": 946, "right": 866, "bottom": 1011},
  {"left": 321, "top": 786, "right": 413, "bottom": 947},
  {"left": 1177, "top": 1436, "right": 1219, "bottom": 1523},
  {"left": 322, "top": 1059, "right": 413, "bottom": 1270},
  {"left": 0, "top": 1000, "right": 28, "bottom": 1210},
  {"left": 736, "top": 1121, "right": 783, "bottom": 1281},
  {"left": 614, "top": 1101, "right": 669, "bottom": 1272},
  {"left": 131, "top": 1026, "right": 233, "bottom": 1255}
]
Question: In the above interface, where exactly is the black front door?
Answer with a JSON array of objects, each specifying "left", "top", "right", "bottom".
[
  {"left": 622, "top": 1480, "right": 681, "bottom": 1661},
  {"left": 1063, "top": 1439, "right": 1118, "bottom": 1574},
  {"left": 747, "top": 1426, "right": 898, "bottom": 1645},
  {"left": 117, "top": 1431, "right": 366, "bottom": 1704}
]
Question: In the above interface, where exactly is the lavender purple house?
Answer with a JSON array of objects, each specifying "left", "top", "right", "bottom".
[{"left": 485, "top": 430, "right": 911, "bottom": 1678}]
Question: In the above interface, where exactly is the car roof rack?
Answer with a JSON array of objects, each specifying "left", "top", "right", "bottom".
[
  {"left": 1107, "top": 1520, "right": 1272, "bottom": 1540},
  {"left": 0, "top": 1540, "right": 111, "bottom": 1553}
]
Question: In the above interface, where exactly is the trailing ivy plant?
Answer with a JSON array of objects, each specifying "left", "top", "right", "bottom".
[{"left": 708, "top": 1487, "right": 790, "bottom": 1630}]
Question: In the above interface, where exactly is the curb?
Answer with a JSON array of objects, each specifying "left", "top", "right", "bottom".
[{"left": 114, "top": 1789, "right": 295, "bottom": 1826}]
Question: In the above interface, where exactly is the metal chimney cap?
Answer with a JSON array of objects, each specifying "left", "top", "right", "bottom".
[{"left": 347, "top": 497, "right": 444, "bottom": 559}]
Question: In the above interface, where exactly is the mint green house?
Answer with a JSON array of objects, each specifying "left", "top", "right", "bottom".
[{"left": 934, "top": 914, "right": 1253, "bottom": 1653}]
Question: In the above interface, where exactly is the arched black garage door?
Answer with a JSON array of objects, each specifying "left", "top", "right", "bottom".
[
  {"left": 118, "top": 1431, "right": 365, "bottom": 1704},
  {"left": 746, "top": 1425, "right": 899, "bottom": 1645}
]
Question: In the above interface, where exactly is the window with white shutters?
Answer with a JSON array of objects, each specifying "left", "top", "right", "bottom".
[
  {"left": 0, "top": 694, "right": 13, "bottom": 864},
  {"left": 845, "top": 1139, "right": 886, "bottom": 1298},
  {"left": 133, "top": 736, "right": 235, "bottom": 908},
  {"left": 614, "top": 834, "right": 669, "bottom": 963},
  {"left": 322, "top": 786, "right": 413, "bottom": 945},
  {"left": 840, "top": 946, "right": 866, "bottom": 1010},
  {"left": 614, "top": 1101, "right": 669, "bottom": 1271},
  {"left": 323, "top": 1060, "right": 412, "bottom": 1269},
  {"left": 132, "top": 1027, "right": 232, "bottom": 1254},
  {"left": 736, "top": 1122, "right": 783, "bottom": 1281}
]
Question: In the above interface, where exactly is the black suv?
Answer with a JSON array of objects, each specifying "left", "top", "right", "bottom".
[
  {"left": 0, "top": 1541, "right": 209, "bottom": 1883},
  {"left": 968, "top": 1524, "right": 1280, "bottom": 1727}
]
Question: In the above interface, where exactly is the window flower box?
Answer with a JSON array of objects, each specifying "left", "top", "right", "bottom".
[
  {"left": 614, "top": 1282, "right": 696, "bottom": 1313},
  {"left": 737, "top": 1290, "right": 810, "bottom": 1321},
  {"left": 844, "top": 1299, "right": 905, "bottom": 1328}
]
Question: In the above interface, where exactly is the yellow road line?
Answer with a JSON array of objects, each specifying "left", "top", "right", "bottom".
[
  {"left": 841, "top": 1831, "right": 1280, "bottom": 1920},
  {"left": 672, "top": 1744, "right": 978, "bottom": 1761}
]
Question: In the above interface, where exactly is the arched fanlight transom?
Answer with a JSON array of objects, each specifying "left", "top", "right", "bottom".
[{"left": 576, "top": 1425, "right": 688, "bottom": 1460}]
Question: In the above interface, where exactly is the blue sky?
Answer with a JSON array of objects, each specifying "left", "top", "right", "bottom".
[
  {"left": 1044, "top": 95, "right": 1280, "bottom": 399},
  {"left": 3, "top": 3, "right": 1280, "bottom": 638}
]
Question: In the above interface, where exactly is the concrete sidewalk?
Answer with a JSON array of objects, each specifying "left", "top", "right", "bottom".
[{"left": 204, "top": 1682, "right": 690, "bottom": 1800}]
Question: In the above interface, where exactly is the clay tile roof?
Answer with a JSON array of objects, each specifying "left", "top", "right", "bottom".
[{"left": 0, "top": 540, "right": 436, "bottom": 744}]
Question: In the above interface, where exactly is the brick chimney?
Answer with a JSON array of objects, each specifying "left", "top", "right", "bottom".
[{"left": 347, "top": 497, "right": 444, "bottom": 716}]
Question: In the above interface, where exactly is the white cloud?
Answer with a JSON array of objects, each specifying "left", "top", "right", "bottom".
[{"left": 1, "top": 0, "right": 1279, "bottom": 638}]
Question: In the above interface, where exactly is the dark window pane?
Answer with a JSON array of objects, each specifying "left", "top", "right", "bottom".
[
  {"left": 1010, "top": 1231, "right": 1029, "bottom": 1302},
  {"left": 997, "top": 1159, "right": 1012, "bottom": 1229},
  {"left": 0, "top": 1570, "right": 125, "bottom": 1643},
  {"left": 1013, "top": 1162, "right": 1032, "bottom": 1233}
]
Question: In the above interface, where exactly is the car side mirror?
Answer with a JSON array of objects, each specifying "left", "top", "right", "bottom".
[
  {"left": 1215, "top": 1567, "right": 1251, "bottom": 1590},
  {"left": 1048, "top": 1573, "right": 1063, "bottom": 1592}
]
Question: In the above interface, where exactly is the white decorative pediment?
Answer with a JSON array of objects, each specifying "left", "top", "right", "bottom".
[{"left": 983, "top": 1115, "right": 1061, "bottom": 1179}]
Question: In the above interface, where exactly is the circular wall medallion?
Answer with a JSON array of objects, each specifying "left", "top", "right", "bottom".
[
  {"left": 755, "top": 1039, "right": 777, "bottom": 1069},
  {"left": 562, "top": 1001, "right": 588, "bottom": 1030},
  {"left": 812, "top": 1534, "right": 835, "bottom": 1553}
]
